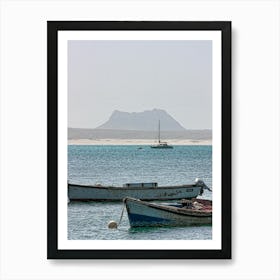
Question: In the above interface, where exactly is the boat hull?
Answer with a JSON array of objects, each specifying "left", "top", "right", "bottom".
[
  {"left": 125, "top": 197, "right": 212, "bottom": 227},
  {"left": 151, "top": 146, "right": 173, "bottom": 149},
  {"left": 68, "top": 184, "right": 201, "bottom": 201}
]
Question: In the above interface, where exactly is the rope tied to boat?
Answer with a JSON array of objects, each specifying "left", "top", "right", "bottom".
[{"left": 118, "top": 200, "right": 126, "bottom": 226}]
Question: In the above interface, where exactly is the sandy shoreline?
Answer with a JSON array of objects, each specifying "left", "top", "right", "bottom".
[{"left": 68, "top": 139, "right": 212, "bottom": 145}]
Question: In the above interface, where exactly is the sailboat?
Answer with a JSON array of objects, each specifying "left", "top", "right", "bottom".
[{"left": 151, "top": 120, "right": 173, "bottom": 149}]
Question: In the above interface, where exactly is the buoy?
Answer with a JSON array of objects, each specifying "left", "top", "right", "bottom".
[
  {"left": 108, "top": 203, "right": 125, "bottom": 229},
  {"left": 108, "top": 220, "right": 118, "bottom": 229}
]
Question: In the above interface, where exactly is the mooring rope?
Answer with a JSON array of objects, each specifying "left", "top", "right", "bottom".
[
  {"left": 204, "top": 185, "right": 212, "bottom": 192},
  {"left": 118, "top": 202, "right": 126, "bottom": 226}
]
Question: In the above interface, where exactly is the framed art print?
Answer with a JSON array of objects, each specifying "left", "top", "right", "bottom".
[{"left": 47, "top": 21, "right": 231, "bottom": 259}]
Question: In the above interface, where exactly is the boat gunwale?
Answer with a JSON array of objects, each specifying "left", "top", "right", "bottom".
[{"left": 68, "top": 183, "right": 200, "bottom": 191}]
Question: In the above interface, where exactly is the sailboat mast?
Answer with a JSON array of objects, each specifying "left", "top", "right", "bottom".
[{"left": 158, "top": 120, "right": 161, "bottom": 143}]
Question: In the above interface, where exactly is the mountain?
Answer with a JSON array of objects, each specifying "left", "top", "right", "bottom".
[{"left": 96, "top": 109, "right": 186, "bottom": 131}]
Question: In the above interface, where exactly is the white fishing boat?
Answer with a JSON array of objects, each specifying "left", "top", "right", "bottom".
[
  {"left": 151, "top": 120, "right": 173, "bottom": 149},
  {"left": 124, "top": 197, "right": 212, "bottom": 227},
  {"left": 68, "top": 178, "right": 210, "bottom": 202}
]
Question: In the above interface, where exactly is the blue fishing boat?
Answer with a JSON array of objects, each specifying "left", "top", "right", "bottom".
[{"left": 124, "top": 197, "right": 212, "bottom": 227}]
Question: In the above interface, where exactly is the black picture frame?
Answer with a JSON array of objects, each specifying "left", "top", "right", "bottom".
[{"left": 47, "top": 21, "right": 231, "bottom": 259}]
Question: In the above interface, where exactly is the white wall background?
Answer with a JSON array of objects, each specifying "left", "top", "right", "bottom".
[{"left": 0, "top": 1, "right": 279, "bottom": 279}]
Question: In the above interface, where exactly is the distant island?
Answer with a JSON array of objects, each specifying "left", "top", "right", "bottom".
[
  {"left": 97, "top": 109, "right": 186, "bottom": 131},
  {"left": 68, "top": 109, "right": 212, "bottom": 145}
]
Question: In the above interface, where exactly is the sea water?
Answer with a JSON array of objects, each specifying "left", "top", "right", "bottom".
[{"left": 68, "top": 145, "right": 212, "bottom": 240}]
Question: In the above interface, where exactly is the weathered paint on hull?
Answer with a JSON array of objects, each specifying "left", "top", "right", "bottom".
[
  {"left": 68, "top": 184, "right": 201, "bottom": 201},
  {"left": 125, "top": 198, "right": 212, "bottom": 227}
]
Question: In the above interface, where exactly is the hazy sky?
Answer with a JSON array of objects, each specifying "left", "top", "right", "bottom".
[{"left": 68, "top": 40, "right": 212, "bottom": 129}]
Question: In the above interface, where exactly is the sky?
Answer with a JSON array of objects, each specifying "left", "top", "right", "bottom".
[{"left": 68, "top": 40, "right": 212, "bottom": 129}]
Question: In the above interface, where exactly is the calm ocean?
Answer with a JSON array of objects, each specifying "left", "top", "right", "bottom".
[{"left": 68, "top": 145, "right": 212, "bottom": 240}]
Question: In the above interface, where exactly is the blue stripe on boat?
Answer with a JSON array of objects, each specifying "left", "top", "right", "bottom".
[{"left": 128, "top": 213, "right": 171, "bottom": 227}]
